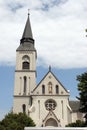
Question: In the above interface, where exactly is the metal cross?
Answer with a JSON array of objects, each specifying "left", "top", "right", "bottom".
[{"left": 28, "top": 9, "right": 30, "bottom": 15}]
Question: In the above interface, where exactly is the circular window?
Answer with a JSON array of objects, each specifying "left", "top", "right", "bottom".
[{"left": 45, "top": 99, "right": 57, "bottom": 111}]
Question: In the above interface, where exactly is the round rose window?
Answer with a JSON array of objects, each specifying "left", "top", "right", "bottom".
[{"left": 45, "top": 99, "right": 57, "bottom": 111}]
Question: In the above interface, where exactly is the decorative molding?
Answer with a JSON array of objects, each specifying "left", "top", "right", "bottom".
[
  {"left": 14, "top": 95, "right": 30, "bottom": 97},
  {"left": 15, "top": 70, "right": 36, "bottom": 72}
]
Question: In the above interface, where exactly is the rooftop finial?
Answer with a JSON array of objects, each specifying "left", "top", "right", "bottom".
[
  {"left": 28, "top": 9, "right": 30, "bottom": 16},
  {"left": 49, "top": 65, "right": 51, "bottom": 71}
]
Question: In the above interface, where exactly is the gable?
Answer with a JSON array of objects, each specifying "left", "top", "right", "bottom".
[
  {"left": 32, "top": 70, "right": 69, "bottom": 96},
  {"left": 43, "top": 110, "right": 60, "bottom": 124}
]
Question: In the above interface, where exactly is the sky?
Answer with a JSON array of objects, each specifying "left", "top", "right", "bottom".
[{"left": 0, "top": 0, "right": 87, "bottom": 120}]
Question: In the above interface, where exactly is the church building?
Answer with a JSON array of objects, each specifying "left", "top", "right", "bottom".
[{"left": 13, "top": 14, "right": 84, "bottom": 127}]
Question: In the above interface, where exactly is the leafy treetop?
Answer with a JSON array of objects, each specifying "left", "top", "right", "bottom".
[{"left": 0, "top": 112, "right": 35, "bottom": 130}]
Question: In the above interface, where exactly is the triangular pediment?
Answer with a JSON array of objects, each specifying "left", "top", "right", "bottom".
[
  {"left": 32, "top": 70, "right": 69, "bottom": 96},
  {"left": 44, "top": 110, "right": 59, "bottom": 122}
]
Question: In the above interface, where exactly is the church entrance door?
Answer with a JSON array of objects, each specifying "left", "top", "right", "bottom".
[{"left": 45, "top": 118, "right": 58, "bottom": 127}]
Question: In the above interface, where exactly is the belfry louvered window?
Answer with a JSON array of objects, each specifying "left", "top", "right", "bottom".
[
  {"left": 22, "top": 55, "right": 30, "bottom": 69},
  {"left": 22, "top": 62, "right": 29, "bottom": 69}
]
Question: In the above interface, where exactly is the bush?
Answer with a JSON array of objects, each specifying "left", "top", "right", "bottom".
[{"left": 66, "top": 120, "right": 86, "bottom": 127}]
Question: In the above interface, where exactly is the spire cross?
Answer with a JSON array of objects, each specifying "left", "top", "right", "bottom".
[
  {"left": 49, "top": 65, "right": 51, "bottom": 71},
  {"left": 28, "top": 9, "right": 30, "bottom": 15}
]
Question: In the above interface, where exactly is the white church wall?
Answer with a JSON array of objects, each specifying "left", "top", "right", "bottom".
[
  {"left": 13, "top": 96, "right": 29, "bottom": 115},
  {"left": 29, "top": 95, "right": 70, "bottom": 127},
  {"left": 71, "top": 112, "right": 84, "bottom": 123}
]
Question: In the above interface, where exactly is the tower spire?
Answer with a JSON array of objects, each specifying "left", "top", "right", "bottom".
[
  {"left": 21, "top": 12, "right": 33, "bottom": 43},
  {"left": 17, "top": 13, "right": 36, "bottom": 51}
]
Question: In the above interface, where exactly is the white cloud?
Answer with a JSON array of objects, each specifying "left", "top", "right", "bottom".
[{"left": 0, "top": 0, "right": 87, "bottom": 68}]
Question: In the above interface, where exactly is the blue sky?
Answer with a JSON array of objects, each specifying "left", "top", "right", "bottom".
[{"left": 0, "top": 0, "right": 87, "bottom": 120}]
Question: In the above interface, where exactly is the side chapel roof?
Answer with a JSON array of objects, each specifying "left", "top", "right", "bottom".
[{"left": 69, "top": 100, "right": 80, "bottom": 112}]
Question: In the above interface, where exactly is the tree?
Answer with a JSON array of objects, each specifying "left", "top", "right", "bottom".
[
  {"left": 0, "top": 112, "right": 35, "bottom": 130},
  {"left": 77, "top": 72, "right": 87, "bottom": 123}
]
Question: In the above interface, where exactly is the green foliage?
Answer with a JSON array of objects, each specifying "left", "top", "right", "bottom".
[
  {"left": 77, "top": 72, "right": 87, "bottom": 123},
  {"left": 0, "top": 112, "right": 35, "bottom": 130},
  {"left": 0, "top": 125, "right": 5, "bottom": 130},
  {"left": 66, "top": 120, "right": 86, "bottom": 127}
]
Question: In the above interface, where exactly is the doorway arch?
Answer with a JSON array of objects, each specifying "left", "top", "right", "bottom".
[{"left": 45, "top": 118, "right": 58, "bottom": 127}]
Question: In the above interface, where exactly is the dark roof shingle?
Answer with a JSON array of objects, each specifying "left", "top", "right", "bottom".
[{"left": 69, "top": 100, "right": 80, "bottom": 112}]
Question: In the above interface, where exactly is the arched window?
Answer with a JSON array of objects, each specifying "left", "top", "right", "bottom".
[
  {"left": 48, "top": 82, "right": 52, "bottom": 94},
  {"left": 22, "top": 104, "right": 26, "bottom": 113},
  {"left": 56, "top": 85, "right": 59, "bottom": 94},
  {"left": 22, "top": 61, "right": 30, "bottom": 69},
  {"left": 45, "top": 99, "right": 57, "bottom": 111},
  {"left": 45, "top": 118, "right": 58, "bottom": 127},
  {"left": 42, "top": 85, "right": 45, "bottom": 94},
  {"left": 22, "top": 55, "right": 30, "bottom": 69},
  {"left": 22, "top": 55, "right": 30, "bottom": 60},
  {"left": 24, "top": 76, "right": 27, "bottom": 94}
]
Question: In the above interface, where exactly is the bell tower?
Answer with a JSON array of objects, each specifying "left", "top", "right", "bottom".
[{"left": 13, "top": 14, "right": 37, "bottom": 114}]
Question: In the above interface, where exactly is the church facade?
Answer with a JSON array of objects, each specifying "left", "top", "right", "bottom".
[{"left": 13, "top": 14, "right": 84, "bottom": 127}]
